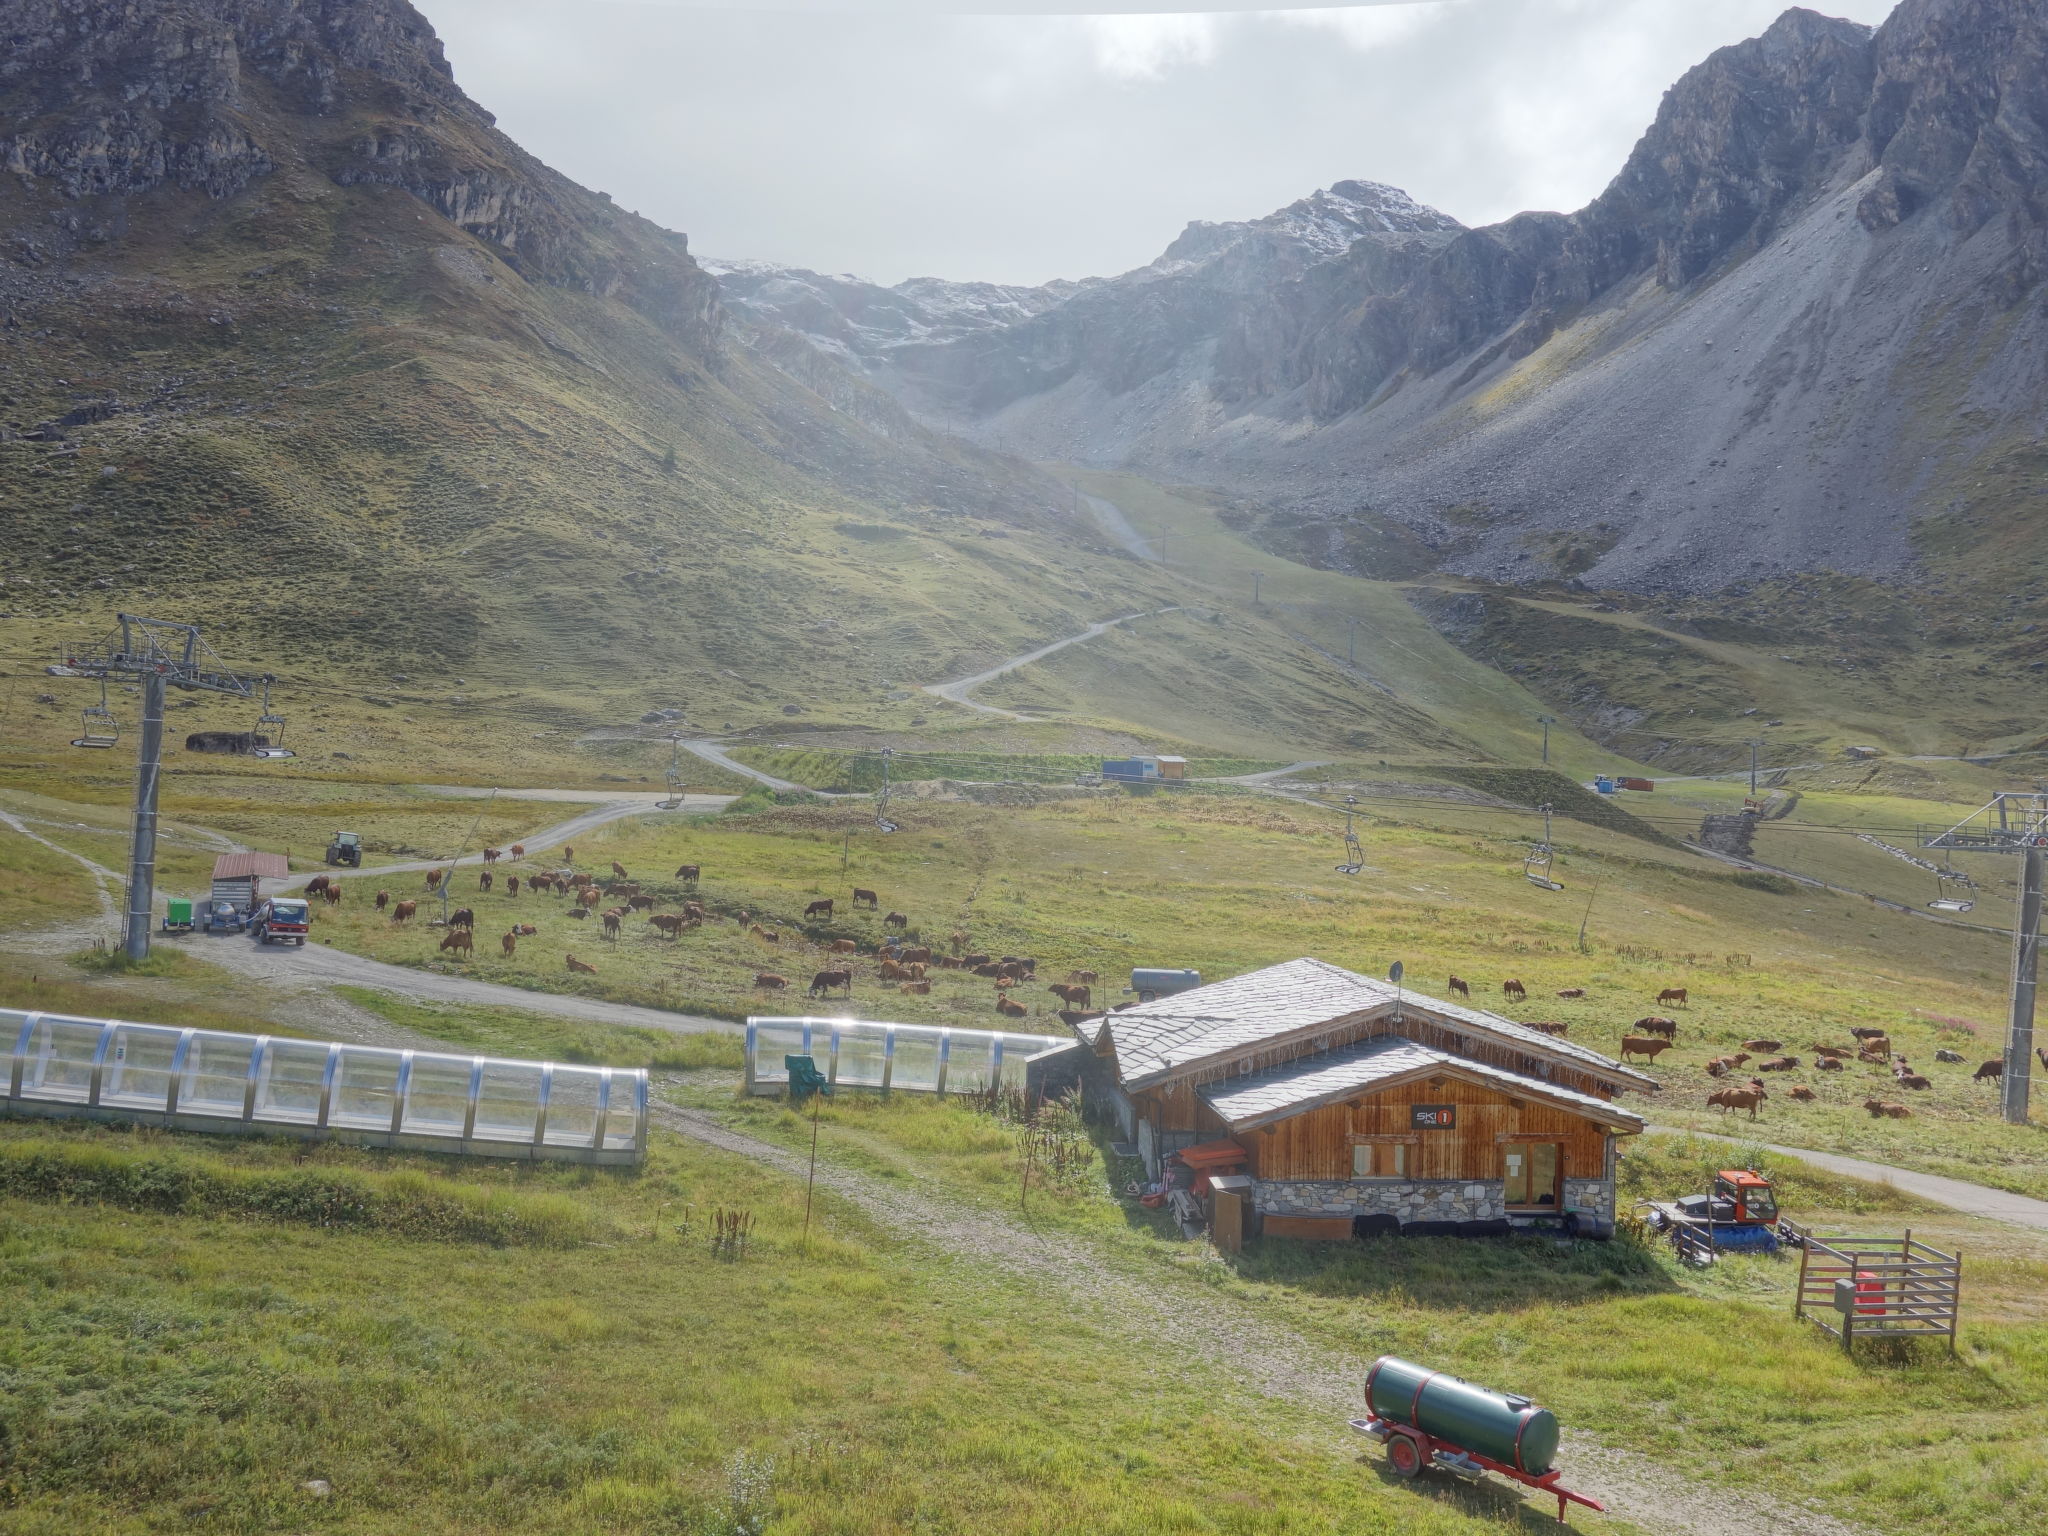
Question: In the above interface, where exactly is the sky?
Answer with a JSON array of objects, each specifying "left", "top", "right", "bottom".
[{"left": 420, "top": 0, "right": 1901, "bottom": 287}]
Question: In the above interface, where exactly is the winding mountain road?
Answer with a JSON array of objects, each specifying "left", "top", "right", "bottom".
[{"left": 923, "top": 607, "right": 1182, "bottom": 719}]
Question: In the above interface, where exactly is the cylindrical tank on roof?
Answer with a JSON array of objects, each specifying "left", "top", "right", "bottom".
[{"left": 1365, "top": 1355, "right": 1561, "bottom": 1475}]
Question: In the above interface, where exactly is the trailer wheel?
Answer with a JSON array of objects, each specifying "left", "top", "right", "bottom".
[{"left": 1385, "top": 1435, "right": 1425, "bottom": 1479}]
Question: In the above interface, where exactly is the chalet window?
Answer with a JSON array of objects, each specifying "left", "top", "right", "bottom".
[
  {"left": 1352, "top": 1141, "right": 1407, "bottom": 1179},
  {"left": 1503, "top": 1142, "right": 1560, "bottom": 1208}
]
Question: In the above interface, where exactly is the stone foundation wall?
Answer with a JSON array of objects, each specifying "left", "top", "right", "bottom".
[
  {"left": 1254, "top": 1178, "right": 1505, "bottom": 1224},
  {"left": 1563, "top": 1178, "right": 1614, "bottom": 1222}
]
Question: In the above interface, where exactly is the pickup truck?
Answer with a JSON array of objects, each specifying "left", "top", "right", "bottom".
[{"left": 250, "top": 898, "right": 311, "bottom": 946}]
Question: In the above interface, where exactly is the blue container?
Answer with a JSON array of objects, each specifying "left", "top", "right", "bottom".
[{"left": 1593, "top": 776, "right": 1616, "bottom": 795}]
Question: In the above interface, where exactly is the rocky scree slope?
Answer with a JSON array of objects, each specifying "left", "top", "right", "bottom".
[
  {"left": 0, "top": 0, "right": 1113, "bottom": 725},
  {"left": 738, "top": 1, "right": 2048, "bottom": 598}
]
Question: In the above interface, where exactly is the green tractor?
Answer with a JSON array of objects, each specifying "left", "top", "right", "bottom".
[{"left": 324, "top": 831, "right": 363, "bottom": 868}]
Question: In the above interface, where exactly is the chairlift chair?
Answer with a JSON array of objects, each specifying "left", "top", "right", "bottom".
[
  {"left": 1929, "top": 864, "right": 1976, "bottom": 914},
  {"left": 1335, "top": 796, "right": 1364, "bottom": 875},
  {"left": 71, "top": 681, "right": 120, "bottom": 749},
  {"left": 249, "top": 677, "right": 295, "bottom": 760},
  {"left": 1525, "top": 803, "right": 1564, "bottom": 891}
]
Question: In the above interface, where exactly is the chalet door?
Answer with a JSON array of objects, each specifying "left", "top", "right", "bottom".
[{"left": 1503, "top": 1142, "right": 1561, "bottom": 1209}]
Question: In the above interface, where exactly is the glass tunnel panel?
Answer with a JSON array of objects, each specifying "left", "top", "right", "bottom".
[
  {"left": 403, "top": 1055, "right": 474, "bottom": 1135},
  {"left": 253, "top": 1039, "right": 330, "bottom": 1124},
  {"left": 473, "top": 1061, "right": 545, "bottom": 1142},
  {"left": 601, "top": 1083, "right": 641, "bottom": 1152},
  {"left": 179, "top": 1032, "right": 259, "bottom": 1116},
  {"left": 945, "top": 1034, "right": 995, "bottom": 1094},
  {"left": 19, "top": 1015, "right": 106, "bottom": 1102},
  {"left": 543, "top": 1067, "right": 604, "bottom": 1146},
  {"left": 750, "top": 1019, "right": 810, "bottom": 1085},
  {"left": 329, "top": 1049, "right": 405, "bottom": 1130},
  {"left": 888, "top": 1028, "right": 943, "bottom": 1093},
  {"left": 833, "top": 1024, "right": 889, "bottom": 1087},
  {"left": 101, "top": 1024, "right": 185, "bottom": 1110}
]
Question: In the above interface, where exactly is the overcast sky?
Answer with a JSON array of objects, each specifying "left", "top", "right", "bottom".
[{"left": 420, "top": 0, "right": 1900, "bottom": 286}]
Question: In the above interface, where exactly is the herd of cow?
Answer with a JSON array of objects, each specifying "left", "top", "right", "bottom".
[{"left": 1459, "top": 970, "right": 2008, "bottom": 1123}]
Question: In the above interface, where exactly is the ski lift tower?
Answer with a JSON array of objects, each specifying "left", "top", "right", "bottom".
[
  {"left": 52, "top": 616, "right": 265, "bottom": 963},
  {"left": 1922, "top": 792, "right": 2048, "bottom": 1125}
]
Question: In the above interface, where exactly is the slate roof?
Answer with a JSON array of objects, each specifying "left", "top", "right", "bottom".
[
  {"left": 1197, "top": 1034, "right": 1648, "bottom": 1132},
  {"left": 1087, "top": 957, "right": 1653, "bottom": 1091}
]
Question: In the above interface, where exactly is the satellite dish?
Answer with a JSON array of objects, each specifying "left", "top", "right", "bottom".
[{"left": 1388, "top": 960, "right": 1404, "bottom": 986}]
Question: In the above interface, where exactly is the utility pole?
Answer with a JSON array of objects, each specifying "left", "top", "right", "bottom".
[
  {"left": 1923, "top": 792, "right": 2048, "bottom": 1124},
  {"left": 1252, "top": 572, "right": 1261, "bottom": 606},
  {"left": 53, "top": 616, "right": 267, "bottom": 962},
  {"left": 1537, "top": 715, "right": 1557, "bottom": 765},
  {"left": 1347, "top": 617, "right": 1361, "bottom": 668}
]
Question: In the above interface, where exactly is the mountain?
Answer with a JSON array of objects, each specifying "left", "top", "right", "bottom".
[
  {"left": 0, "top": 0, "right": 1109, "bottom": 732},
  {"left": 733, "top": 0, "right": 2048, "bottom": 597}
]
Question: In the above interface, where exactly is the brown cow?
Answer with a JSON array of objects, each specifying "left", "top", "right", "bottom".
[
  {"left": 322, "top": 884, "right": 342, "bottom": 906},
  {"left": 392, "top": 899, "right": 417, "bottom": 924},
  {"left": 528, "top": 874, "right": 553, "bottom": 896},
  {"left": 306, "top": 874, "right": 332, "bottom": 896},
  {"left": 1066, "top": 969, "right": 1099, "bottom": 986},
  {"left": 478, "top": 870, "right": 494, "bottom": 892},
  {"left": 611, "top": 861, "right": 629, "bottom": 880},
  {"left": 1501, "top": 979, "right": 1527, "bottom": 1002},
  {"left": 564, "top": 907, "right": 587, "bottom": 920},
  {"left": 1658, "top": 987, "right": 1689, "bottom": 1006},
  {"left": 628, "top": 894, "right": 655, "bottom": 912},
  {"left": 1556, "top": 988, "right": 1586, "bottom": 1000},
  {"left": 899, "top": 946, "right": 932, "bottom": 965},
  {"left": 1620, "top": 1035, "right": 1672, "bottom": 1063},
  {"left": 1895, "top": 1072, "right": 1932, "bottom": 1091},
  {"left": 510, "top": 844, "right": 526, "bottom": 861},
  {"left": 1707, "top": 1087, "right": 1764, "bottom": 1119},
  {"left": 1741, "top": 1039, "right": 1781, "bottom": 1053},
  {"left": 996, "top": 995, "right": 1028, "bottom": 1019},
  {"left": 1787, "top": 1085, "right": 1816, "bottom": 1102},
  {"left": 899, "top": 981, "right": 931, "bottom": 996},
  {"left": 961, "top": 954, "right": 991, "bottom": 968},
  {"left": 675, "top": 864, "right": 700, "bottom": 882},
  {"left": 1756, "top": 1055, "right": 1799, "bottom": 1072},
  {"left": 1862, "top": 1097, "right": 1911, "bottom": 1119},
  {"left": 602, "top": 911, "right": 622, "bottom": 940},
  {"left": 807, "top": 969, "right": 852, "bottom": 998},
  {"left": 1634, "top": 1016, "right": 1677, "bottom": 1039},
  {"left": 1810, "top": 1044, "right": 1850, "bottom": 1059},
  {"left": 936, "top": 956, "right": 962, "bottom": 969},
  {"left": 829, "top": 938, "right": 858, "bottom": 954},
  {"left": 507, "top": 875, "right": 521, "bottom": 898},
  {"left": 482, "top": 847, "right": 501, "bottom": 865},
  {"left": 1050, "top": 983, "right": 1093, "bottom": 1009},
  {"left": 805, "top": 899, "right": 834, "bottom": 920},
  {"left": 682, "top": 901, "right": 706, "bottom": 921},
  {"left": 1933, "top": 1049, "right": 1965, "bottom": 1064},
  {"left": 1705, "top": 1058, "right": 1734, "bottom": 1077},
  {"left": 647, "top": 914, "right": 687, "bottom": 938},
  {"left": 439, "top": 928, "right": 473, "bottom": 957},
  {"left": 425, "top": 869, "right": 444, "bottom": 892},
  {"left": 374, "top": 889, "right": 390, "bottom": 912},
  {"left": 754, "top": 973, "right": 788, "bottom": 990},
  {"left": 1974, "top": 1059, "right": 2005, "bottom": 1083},
  {"left": 852, "top": 888, "right": 879, "bottom": 909},
  {"left": 578, "top": 886, "right": 603, "bottom": 909},
  {"left": 567, "top": 954, "right": 598, "bottom": 975},
  {"left": 1850, "top": 1026, "right": 1888, "bottom": 1041},
  {"left": 1447, "top": 976, "right": 1470, "bottom": 999},
  {"left": 950, "top": 929, "right": 968, "bottom": 952},
  {"left": 1815, "top": 1056, "right": 1844, "bottom": 1071},
  {"left": 762, "top": 929, "right": 780, "bottom": 944},
  {"left": 514, "top": 923, "right": 537, "bottom": 937},
  {"left": 885, "top": 911, "right": 909, "bottom": 930},
  {"left": 501, "top": 931, "right": 518, "bottom": 958},
  {"left": 973, "top": 963, "right": 1002, "bottom": 978}
]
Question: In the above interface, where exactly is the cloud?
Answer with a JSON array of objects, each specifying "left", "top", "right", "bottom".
[{"left": 1084, "top": 14, "right": 1221, "bottom": 81}]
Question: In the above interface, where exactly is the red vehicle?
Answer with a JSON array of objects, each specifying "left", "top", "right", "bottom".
[{"left": 250, "top": 897, "right": 311, "bottom": 947}]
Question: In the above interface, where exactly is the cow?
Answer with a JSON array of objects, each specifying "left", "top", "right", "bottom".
[
  {"left": 1741, "top": 1039, "right": 1781, "bottom": 1054},
  {"left": 885, "top": 911, "right": 909, "bottom": 930},
  {"left": 1620, "top": 1035, "right": 1672, "bottom": 1063},
  {"left": 425, "top": 869, "right": 444, "bottom": 892},
  {"left": 1501, "top": 979, "right": 1527, "bottom": 1002},
  {"left": 950, "top": 930, "right": 968, "bottom": 953},
  {"left": 610, "top": 861, "right": 629, "bottom": 880},
  {"left": 961, "top": 954, "right": 991, "bottom": 968},
  {"left": 528, "top": 874, "right": 553, "bottom": 896},
  {"left": 1933, "top": 1048, "right": 1964, "bottom": 1064},
  {"left": 1757, "top": 1055, "right": 1799, "bottom": 1072},
  {"left": 322, "top": 884, "right": 342, "bottom": 906},
  {"left": 827, "top": 938, "right": 857, "bottom": 954},
  {"left": 305, "top": 875, "right": 332, "bottom": 897},
  {"left": 2039, "top": 1046, "right": 2048, "bottom": 1074},
  {"left": 682, "top": 901, "right": 706, "bottom": 921},
  {"left": 852, "top": 888, "right": 879, "bottom": 909},
  {"left": 478, "top": 870, "right": 494, "bottom": 892},
  {"left": 567, "top": 954, "right": 598, "bottom": 975},
  {"left": 936, "top": 956, "right": 962, "bottom": 969},
  {"left": 1850, "top": 1026, "right": 1889, "bottom": 1041},
  {"left": 514, "top": 923, "right": 537, "bottom": 937},
  {"left": 374, "top": 889, "right": 390, "bottom": 912},
  {"left": 578, "top": 886, "right": 603, "bottom": 910},
  {"left": 450, "top": 909, "right": 475, "bottom": 930},
  {"left": 1787, "top": 1085, "right": 1816, "bottom": 1102},
  {"left": 996, "top": 995, "right": 1028, "bottom": 1019},
  {"left": 762, "top": 928, "right": 781, "bottom": 944},
  {"left": 674, "top": 864, "right": 700, "bottom": 882},
  {"left": 647, "top": 914, "right": 687, "bottom": 938},
  {"left": 1066, "top": 969, "right": 1099, "bottom": 986},
  {"left": 1705, "top": 1058, "right": 1733, "bottom": 1077},
  {"left": 754, "top": 973, "right": 789, "bottom": 991},
  {"left": 564, "top": 908, "right": 587, "bottom": 920},
  {"left": 1556, "top": 988, "right": 1586, "bottom": 1000},
  {"left": 808, "top": 969, "right": 852, "bottom": 998},
  {"left": 805, "top": 899, "right": 834, "bottom": 920},
  {"left": 973, "top": 963, "right": 1002, "bottom": 978},
  {"left": 439, "top": 928, "right": 473, "bottom": 957},
  {"left": 1810, "top": 1044, "right": 1850, "bottom": 1059},
  {"left": 1863, "top": 1097, "right": 1910, "bottom": 1119},
  {"left": 1050, "top": 984, "right": 1093, "bottom": 1009},
  {"left": 510, "top": 844, "right": 526, "bottom": 860},
  {"left": 506, "top": 875, "right": 521, "bottom": 898},
  {"left": 1657, "top": 987, "right": 1689, "bottom": 1006},
  {"left": 1634, "top": 1016, "right": 1677, "bottom": 1039},
  {"left": 628, "top": 894, "right": 655, "bottom": 912},
  {"left": 899, "top": 981, "right": 931, "bottom": 996},
  {"left": 562, "top": 846, "right": 575, "bottom": 864},
  {"left": 1974, "top": 1059, "right": 2005, "bottom": 1084},
  {"left": 501, "top": 931, "right": 518, "bottom": 958},
  {"left": 1895, "top": 1072, "right": 1932, "bottom": 1091},
  {"left": 1814, "top": 1056, "right": 1844, "bottom": 1071},
  {"left": 392, "top": 900, "right": 417, "bottom": 924},
  {"left": 1447, "top": 976, "right": 1470, "bottom": 998},
  {"left": 482, "top": 847, "right": 501, "bottom": 865},
  {"left": 899, "top": 946, "right": 932, "bottom": 965},
  {"left": 1707, "top": 1087, "right": 1765, "bottom": 1119},
  {"left": 602, "top": 910, "right": 622, "bottom": 940}
]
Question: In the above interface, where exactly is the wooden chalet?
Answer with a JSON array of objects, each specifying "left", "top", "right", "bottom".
[{"left": 1075, "top": 958, "right": 1652, "bottom": 1238}]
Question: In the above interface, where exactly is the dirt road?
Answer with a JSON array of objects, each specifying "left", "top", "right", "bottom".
[{"left": 922, "top": 608, "right": 1182, "bottom": 719}]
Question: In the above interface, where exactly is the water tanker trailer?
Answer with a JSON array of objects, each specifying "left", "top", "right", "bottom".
[{"left": 1351, "top": 1355, "right": 1604, "bottom": 1523}]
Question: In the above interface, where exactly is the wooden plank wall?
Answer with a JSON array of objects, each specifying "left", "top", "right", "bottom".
[{"left": 1241, "top": 1076, "right": 1608, "bottom": 1183}]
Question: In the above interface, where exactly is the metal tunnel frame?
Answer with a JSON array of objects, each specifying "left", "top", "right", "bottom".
[
  {"left": 2, "top": 1010, "right": 648, "bottom": 1164},
  {"left": 744, "top": 1016, "right": 1071, "bottom": 1097}
]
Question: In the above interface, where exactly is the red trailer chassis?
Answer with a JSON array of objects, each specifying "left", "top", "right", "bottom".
[{"left": 1349, "top": 1414, "right": 1606, "bottom": 1524}]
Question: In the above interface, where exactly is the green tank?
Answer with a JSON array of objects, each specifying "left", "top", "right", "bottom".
[{"left": 1365, "top": 1356, "right": 1560, "bottom": 1476}]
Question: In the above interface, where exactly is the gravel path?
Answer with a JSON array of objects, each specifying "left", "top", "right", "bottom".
[
  {"left": 657, "top": 1103, "right": 1884, "bottom": 1536},
  {"left": 674, "top": 740, "right": 854, "bottom": 796},
  {"left": 922, "top": 608, "right": 1181, "bottom": 719}
]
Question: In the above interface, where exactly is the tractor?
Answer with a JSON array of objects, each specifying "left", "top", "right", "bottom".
[
  {"left": 1638, "top": 1168, "right": 1784, "bottom": 1262},
  {"left": 325, "top": 831, "right": 363, "bottom": 868}
]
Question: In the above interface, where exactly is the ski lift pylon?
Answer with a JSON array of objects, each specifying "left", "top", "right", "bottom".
[
  {"left": 1334, "top": 795, "right": 1364, "bottom": 875},
  {"left": 1525, "top": 803, "right": 1564, "bottom": 890},
  {"left": 72, "top": 679, "right": 120, "bottom": 749}
]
